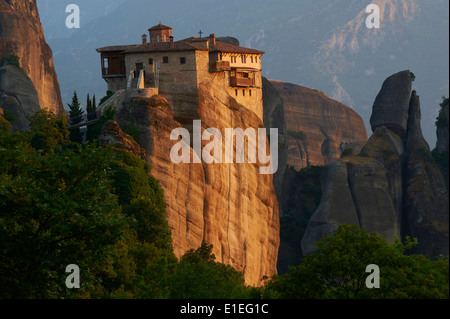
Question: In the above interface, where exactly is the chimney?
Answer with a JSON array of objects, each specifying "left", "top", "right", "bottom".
[
  {"left": 169, "top": 36, "right": 174, "bottom": 48},
  {"left": 209, "top": 34, "right": 216, "bottom": 46},
  {"left": 142, "top": 34, "right": 148, "bottom": 44}
]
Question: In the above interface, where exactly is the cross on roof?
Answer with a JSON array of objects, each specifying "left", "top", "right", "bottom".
[{"left": 198, "top": 30, "right": 203, "bottom": 37}]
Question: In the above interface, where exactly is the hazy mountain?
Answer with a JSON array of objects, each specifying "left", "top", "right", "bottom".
[{"left": 37, "top": 0, "right": 449, "bottom": 144}]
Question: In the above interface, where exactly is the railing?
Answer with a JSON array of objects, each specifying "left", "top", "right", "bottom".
[
  {"left": 102, "top": 66, "right": 126, "bottom": 77},
  {"left": 230, "top": 76, "right": 254, "bottom": 87}
]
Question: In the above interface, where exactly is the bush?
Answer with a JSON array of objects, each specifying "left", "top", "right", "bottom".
[
  {"left": 262, "top": 225, "right": 449, "bottom": 299},
  {"left": 358, "top": 151, "right": 370, "bottom": 157},
  {"left": 1, "top": 54, "right": 20, "bottom": 68},
  {"left": 340, "top": 148, "right": 354, "bottom": 158}
]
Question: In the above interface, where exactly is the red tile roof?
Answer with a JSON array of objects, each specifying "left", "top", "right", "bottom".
[
  {"left": 124, "top": 41, "right": 208, "bottom": 53},
  {"left": 96, "top": 45, "right": 137, "bottom": 53},
  {"left": 181, "top": 37, "right": 264, "bottom": 54},
  {"left": 148, "top": 23, "right": 172, "bottom": 31},
  {"left": 210, "top": 41, "right": 264, "bottom": 54},
  {"left": 96, "top": 37, "right": 264, "bottom": 55}
]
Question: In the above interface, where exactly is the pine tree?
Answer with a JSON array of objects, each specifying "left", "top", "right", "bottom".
[
  {"left": 86, "top": 93, "right": 92, "bottom": 114},
  {"left": 68, "top": 91, "right": 84, "bottom": 126},
  {"left": 87, "top": 93, "right": 98, "bottom": 121}
]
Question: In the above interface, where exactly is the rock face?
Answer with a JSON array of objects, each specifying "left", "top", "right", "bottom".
[
  {"left": 370, "top": 71, "right": 413, "bottom": 137},
  {"left": 403, "top": 92, "right": 449, "bottom": 257},
  {"left": 436, "top": 102, "right": 449, "bottom": 154},
  {"left": 262, "top": 77, "right": 288, "bottom": 209},
  {"left": 302, "top": 71, "right": 449, "bottom": 259},
  {"left": 114, "top": 88, "right": 280, "bottom": 286},
  {"left": 268, "top": 80, "right": 368, "bottom": 171},
  {"left": 0, "top": 65, "right": 40, "bottom": 130},
  {"left": 99, "top": 120, "right": 146, "bottom": 160},
  {"left": 0, "top": 0, "right": 63, "bottom": 114},
  {"left": 434, "top": 99, "right": 449, "bottom": 190}
]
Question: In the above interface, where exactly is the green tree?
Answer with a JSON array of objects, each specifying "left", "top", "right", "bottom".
[
  {"left": 262, "top": 225, "right": 449, "bottom": 299},
  {"left": 165, "top": 243, "right": 249, "bottom": 299},
  {"left": 0, "top": 134, "right": 126, "bottom": 298},
  {"left": 86, "top": 93, "right": 92, "bottom": 114},
  {"left": 67, "top": 91, "right": 84, "bottom": 143},
  {"left": 68, "top": 91, "right": 84, "bottom": 126},
  {"left": 27, "top": 109, "right": 69, "bottom": 152}
]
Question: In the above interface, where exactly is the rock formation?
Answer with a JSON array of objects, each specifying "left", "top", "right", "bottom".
[
  {"left": 403, "top": 91, "right": 449, "bottom": 257},
  {"left": 302, "top": 71, "right": 449, "bottom": 259},
  {"left": 434, "top": 98, "right": 449, "bottom": 190},
  {"left": 0, "top": 65, "right": 40, "bottom": 130},
  {"left": 112, "top": 87, "right": 280, "bottom": 286},
  {"left": 0, "top": 0, "right": 63, "bottom": 114},
  {"left": 99, "top": 120, "right": 146, "bottom": 160},
  {"left": 262, "top": 77, "right": 288, "bottom": 209},
  {"left": 268, "top": 79, "right": 368, "bottom": 171}
]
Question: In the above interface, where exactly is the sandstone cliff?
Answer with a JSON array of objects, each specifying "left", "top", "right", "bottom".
[
  {"left": 302, "top": 71, "right": 449, "bottom": 259},
  {"left": 0, "top": 0, "right": 63, "bottom": 114},
  {"left": 111, "top": 87, "right": 280, "bottom": 286},
  {"left": 268, "top": 79, "right": 368, "bottom": 171}
]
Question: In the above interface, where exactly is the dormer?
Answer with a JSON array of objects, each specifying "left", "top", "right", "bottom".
[{"left": 148, "top": 23, "right": 172, "bottom": 43}]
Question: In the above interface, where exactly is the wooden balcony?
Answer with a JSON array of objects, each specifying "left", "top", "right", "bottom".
[
  {"left": 209, "top": 60, "right": 231, "bottom": 72},
  {"left": 230, "top": 76, "right": 254, "bottom": 87},
  {"left": 102, "top": 66, "right": 126, "bottom": 77}
]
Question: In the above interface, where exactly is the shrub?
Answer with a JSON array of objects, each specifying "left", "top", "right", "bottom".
[
  {"left": 1, "top": 54, "right": 20, "bottom": 68},
  {"left": 340, "top": 148, "right": 354, "bottom": 158}
]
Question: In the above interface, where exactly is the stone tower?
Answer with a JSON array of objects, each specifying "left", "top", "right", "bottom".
[{"left": 148, "top": 23, "right": 172, "bottom": 43}]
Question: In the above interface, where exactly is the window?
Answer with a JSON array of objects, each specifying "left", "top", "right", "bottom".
[
  {"left": 220, "top": 54, "right": 223, "bottom": 61},
  {"left": 243, "top": 90, "right": 245, "bottom": 96},
  {"left": 149, "top": 58, "right": 153, "bottom": 65},
  {"left": 235, "top": 89, "right": 238, "bottom": 96},
  {"left": 255, "top": 56, "right": 258, "bottom": 63},
  {"left": 249, "top": 90, "right": 252, "bottom": 96},
  {"left": 103, "top": 57, "right": 109, "bottom": 68},
  {"left": 180, "top": 57, "right": 186, "bottom": 64},
  {"left": 163, "top": 56, "right": 169, "bottom": 64},
  {"left": 251, "top": 56, "right": 253, "bottom": 63}
]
